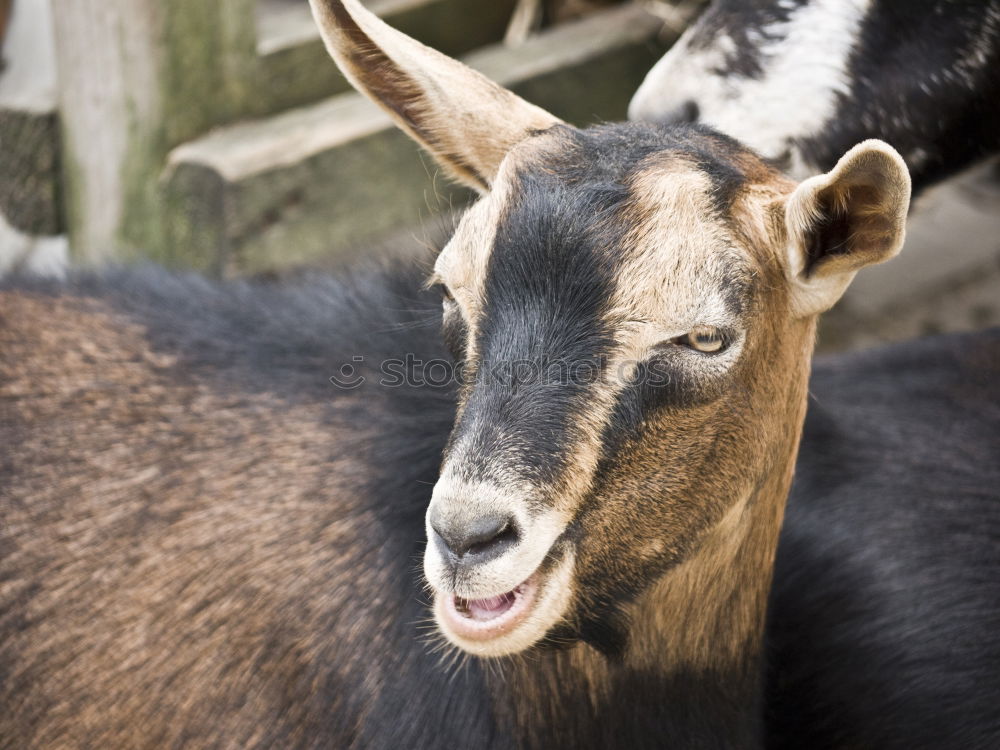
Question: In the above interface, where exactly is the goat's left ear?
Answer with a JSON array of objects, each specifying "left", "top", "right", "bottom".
[
  {"left": 784, "top": 140, "right": 911, "bottom": 317},
  {"left": 309, "top": 0, "right": 561, "bottom": 193}
]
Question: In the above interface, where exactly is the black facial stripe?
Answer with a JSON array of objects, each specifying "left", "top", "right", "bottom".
[
  {"left": 446, "top": 123, "right": 758, "bottom": 487},
  {"left": 452, "top": 165, "right": 623, "bottom": 486}
]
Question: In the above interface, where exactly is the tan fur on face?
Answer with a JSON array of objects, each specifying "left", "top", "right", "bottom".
[
  {"left": 537, "top": 157, "right": 765, "bottom": 514},
  {"left": 570, "top": 155, "right": 812, "bottom": 669},
  {"left": 610, "top": 158, "right": 751, "bottom": 351}
]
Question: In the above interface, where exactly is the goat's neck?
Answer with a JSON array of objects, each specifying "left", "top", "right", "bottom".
[
  {"left": 616, "top": 449, "right": 799, "bottom": 745},
  {"left": 496, "top": 325, "right": 815, "bottom": 748}
]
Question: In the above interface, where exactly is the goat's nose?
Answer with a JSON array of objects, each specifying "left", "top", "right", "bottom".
[
  {"left": 429, "top": 509, "right": 519, "bottom": 565},
  {"left": 659, "top": 99, "right": 700, "bottom": 125}
]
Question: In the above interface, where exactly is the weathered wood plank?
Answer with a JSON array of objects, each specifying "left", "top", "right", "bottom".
[
  {"left": 163, "top": 3, "right": 684, "bottom": 275},
  {"left": 51, "top": 0, "right": 257, "bottom": 264},
  {"left": 253, "top": 0, "right": 518, "bottom": 117}
]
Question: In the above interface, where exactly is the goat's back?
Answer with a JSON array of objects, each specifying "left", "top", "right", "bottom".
[
  {"left": 769, "top": 328, "right": 1000, "bottom": 749},
  {"left": 0, "top": 266, "right": 506, "bottom": 749}
]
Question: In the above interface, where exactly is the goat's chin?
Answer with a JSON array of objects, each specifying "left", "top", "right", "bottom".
[{"left": 431, "top": 549, "right": 576, "bottom": 657}]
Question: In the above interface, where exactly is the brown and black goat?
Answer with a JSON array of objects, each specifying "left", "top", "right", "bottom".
[{"left": 1, "top": 1, "right": 998, "bottom": 748}]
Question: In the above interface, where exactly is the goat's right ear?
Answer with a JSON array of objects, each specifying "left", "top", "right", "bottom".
[
  {"left": 783, "top": 140, "right": 911, "bottom": 317},
  {"left": 309, "top": 0, "right": 561, "bottom": 193}
]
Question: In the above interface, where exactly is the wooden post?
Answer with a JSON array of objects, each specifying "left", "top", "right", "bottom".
[
  {"left": 0, "top": 0, "right": 12, "bottom": 62},
  {"left": 51, "top": 0, "right": 257, "bottom": 265}
]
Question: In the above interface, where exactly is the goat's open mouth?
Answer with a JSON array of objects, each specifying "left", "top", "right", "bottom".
[
  {"left": 429, "top": 543, "right": 575, "bottom": 655},
  {"left": 438, "top": 575, "right": 538, "bottom": 642}
]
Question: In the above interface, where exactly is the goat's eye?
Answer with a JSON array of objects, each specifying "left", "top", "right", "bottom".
[
  {"left": 439, "top": 285, "right": 455, "bottom": 306},
  {"left": 677, "top": 326, "right": 726, "bottom": 354}
]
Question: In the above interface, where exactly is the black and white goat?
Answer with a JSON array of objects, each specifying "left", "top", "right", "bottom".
[{"left": 630, "top": 0, "right": 1000, "bottom": 192}]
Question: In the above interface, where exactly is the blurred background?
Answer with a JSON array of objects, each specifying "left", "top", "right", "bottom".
[{"left": 1, "top": 0, "right": 998, "bottom": 352}]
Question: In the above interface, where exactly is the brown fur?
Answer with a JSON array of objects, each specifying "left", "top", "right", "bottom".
[{"left": 0, "top": 292, "right": 390, "bottom": 747}]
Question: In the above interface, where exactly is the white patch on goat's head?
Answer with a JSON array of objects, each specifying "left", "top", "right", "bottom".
[{"left": 629, "top": 0, "right": 873, "bottom": 179}]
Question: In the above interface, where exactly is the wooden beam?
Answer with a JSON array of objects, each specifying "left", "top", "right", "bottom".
[
  {"left": 0, "top": 0, "right": 11, "bottom": 64},
  {"left": 51, "top": 0, "right": 256, "bottom": 264}
]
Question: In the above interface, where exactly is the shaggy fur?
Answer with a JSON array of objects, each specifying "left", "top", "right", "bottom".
[{"left": 2, "top": 265, "right": 998, "bottom": 748}]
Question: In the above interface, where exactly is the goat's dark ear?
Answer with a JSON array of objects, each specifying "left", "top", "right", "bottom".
[
  {"left": 784, "top": 140, "right": 911, "bottom": 317},
  {"left": 309, "top": 0, "right": 561, "bottom": 193}
]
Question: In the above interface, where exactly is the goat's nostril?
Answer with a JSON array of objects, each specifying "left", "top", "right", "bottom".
[
  {"left": 464, "top": 519, "right": 518, "bottom": 557},
  {"left": 660, "top": 99, "right": 700, "bottom": 125},
  {"left": 430, "top": 511, "right": 519, "bottom": 563},
  {"left": 682, "top": 100, "right": 700, "bottom": 123}
]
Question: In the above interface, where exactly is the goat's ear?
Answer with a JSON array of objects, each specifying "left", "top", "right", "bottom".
[
  {"left": 309, "top": 0, "right": 561, "bottom": 193},
  {"left": 784, "top": 140, "right": 911, "bottom": 317}
]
